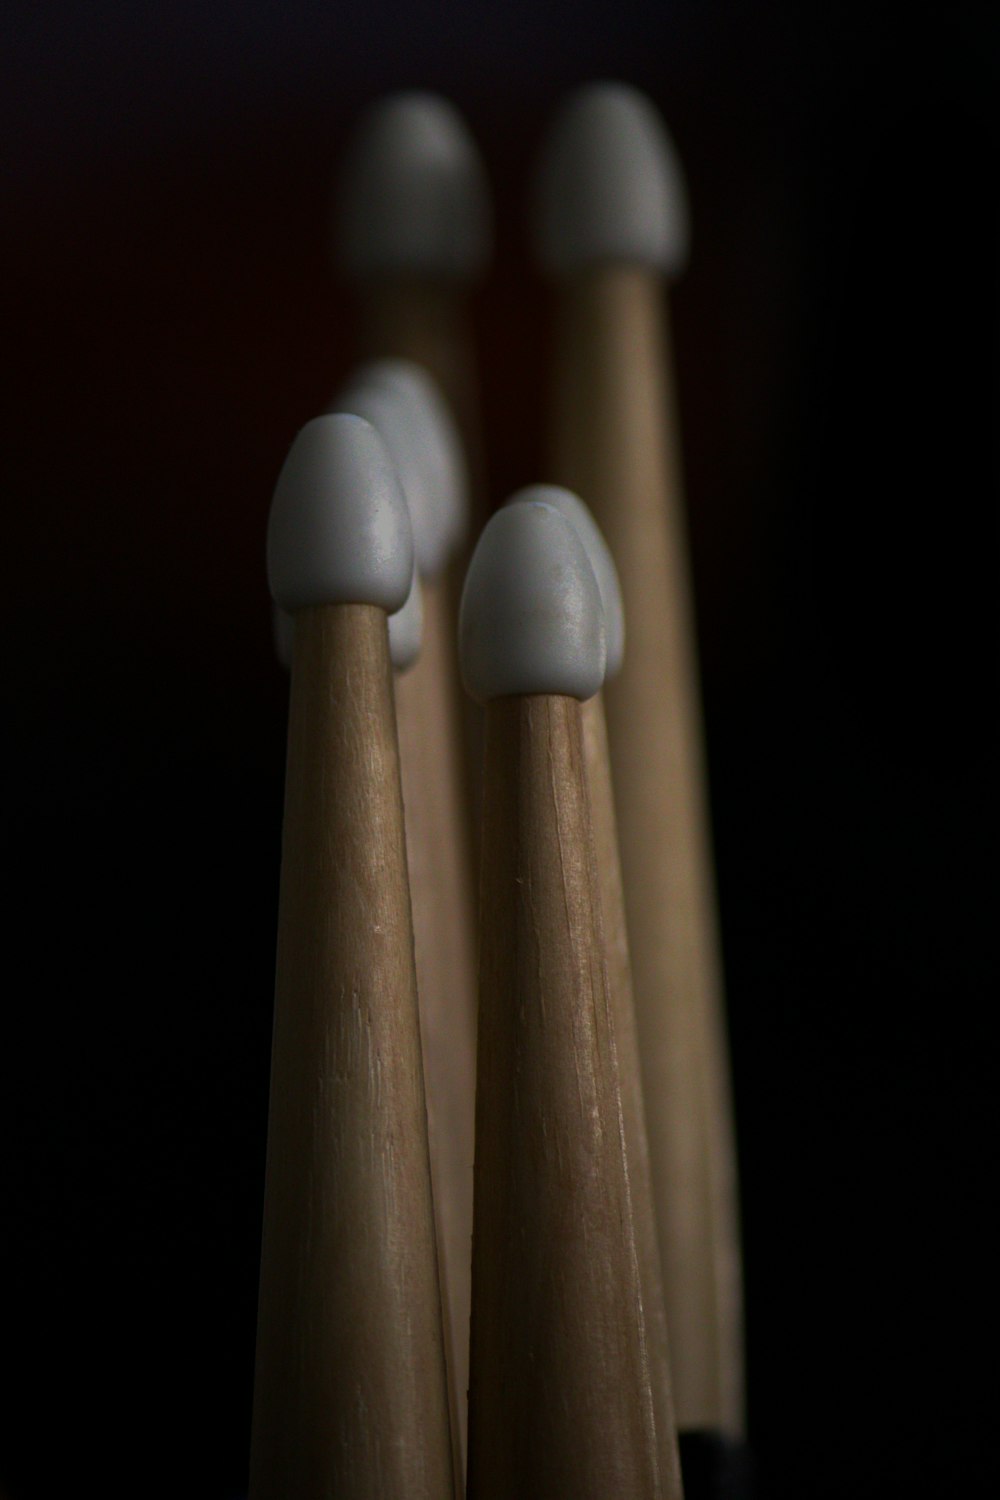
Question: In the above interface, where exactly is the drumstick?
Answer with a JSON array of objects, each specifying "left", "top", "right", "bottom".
[
  {"left": 533, "top": 82, "right": 747, "bottom": 1463},
  {"left": 274, "top": 561, "right": 423, "bottom": 675},
  {"left": 334, "top": 359, "right": 478, "bottom": 1474},
  {"left": 460, "top": 499, "right": 669, "bottom": 1498},
  {"left": 335, "top": 92, "right": 492, "bottom": 530},
  {"left": 251, "top": 413, "right": 454, "bottom": 1500},
  {"left": 335, "top": 95, "right": 491, "bottom": 865},
  {"left": 504, "top": 484, "right": 682, "bottom": 1498}
]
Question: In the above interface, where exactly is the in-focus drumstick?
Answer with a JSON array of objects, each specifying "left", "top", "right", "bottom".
[
  {"left": 334, "top": 359, "right": 478, "bottom": 1473},
  {"left": 334, "top": 92, "right": 492, "bottom": 530},
  {"left": 460, "top": 499, "right": 666, "bottom": 1498},
  {"left": 504, "top": 483, "right": 682, "bottom": 1498},
  {"left": 251, "top": 413, "right": 454, "bottom": 1500},
  {"left": 274, "top": 559, "right": 423, "bottom": 676},
  {"left": 532, "top": 82, "right": 747, "bottom": 1468}
]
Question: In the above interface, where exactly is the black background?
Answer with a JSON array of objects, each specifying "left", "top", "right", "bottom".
[{"left": 2, "top": 2, "right": 997, "bottom": 1495}]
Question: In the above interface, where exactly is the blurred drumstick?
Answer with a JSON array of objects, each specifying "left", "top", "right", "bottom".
[
  {"left": 505, "top": 484, "right": 682, "bottom": 1497},
  {"left": 533, "top": 82, "right": 747, "bottom": 1469},
  {"left": 335, "top": 92, "right": 492, "bottom": 534},
  {"left": 334, "top": 359, "right": 478, "bottom": 1472},
  {"left": 460, "top": 499, "right": 670, "bottom": 1498},
  {"left": 335, "top": 92, "right": 493, "bottom": 864},
  {"left": 251, "top": 414, "right": 454, "bottom": 1500}
]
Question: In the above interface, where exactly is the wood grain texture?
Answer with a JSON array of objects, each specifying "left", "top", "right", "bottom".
[
  {"left": 394, "top": 577, "right": 478, "bottom": 1469},
  {"left": 249, "top": 604, "right": 455, "bottom": 1500},
  {"left": 581, "top": 691, "right": 683, "bottom": 1498},
  {"left": 467, "top": 694, "right": 663, "bottom": 1500},
  {"left": 548, "top": 267, "right": 745, "bottom": 1435}
]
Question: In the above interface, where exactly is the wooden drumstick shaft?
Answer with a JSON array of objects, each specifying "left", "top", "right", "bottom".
[
  {"left": 505, "top": 481, "right": 681, "bottom": 1491},
  {"left": 252, "top": 415, "right": 455, "bottom": 1499},
  {"left": 336, "top": 93, "right": 493, "bottom": 540},
  {"left": 469, "top": 693, "right": 661, "bottom": 1499},
  {"left": 394, "top": 575, "right": 478, "bottom": 1463},
  {"left": 356, "top": 281, "right": 487, "bottom": 518},
  {"left": 549, "top": 263, "right": 744, "bottom": 1436},
  {"left": 582, "top": 688, "right": 682, "bottom": 1496},
  {"left": 332, "top": 359, "right": 481, "bottom": 1472},
  {"left": 249, "top": 605, "right": 454, "bottom": 1500},
  {"left": 336, "top": 99, "right": 494, "bottom": 894},
  {"left": 461, "top": 500, "right": 672, "bottom": 1498}
]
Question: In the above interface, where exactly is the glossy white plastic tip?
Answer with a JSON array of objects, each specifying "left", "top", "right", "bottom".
[
  {"left": 507, "top": 485, "right": 624, "bottom": 679},
  {"left": 267, "top": 413, "right": 413, "bottom": 613},
  {"left": 388, "top": 564, "right": 423, "bottom": 672},
  {"left": 335, "top": 92, "right": 492, "bottom": 281},
  {"left": 531, "top": 82, "right": 689, "bottom": 276},
  {"left": 459, "top": 500, "right": 606, "bottom": 703},
  {"left": 336, "top": 359, "right": 467, "bottom": 577}
]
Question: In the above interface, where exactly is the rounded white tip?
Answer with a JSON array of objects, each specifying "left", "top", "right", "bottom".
[
  {"left": 388, "top": 564, "right": 424, "bottom": 673},
  {"left": 335, "top": 92, "right": 492, "bottom": 281},
  {"left": 459, "top": 500, "right": 606, "bottom": 703},
  {"left": 531, "top": 82, "right": 689, "bottom": 276},
  {"left": 267, "top": 413, "right": 413, "bottom": 613},
  {"left": 506, "top": 486, "right": 624, "bottom": 679},
  {"left": 335, "top": 359, "right": 467, "bottom": 577}
]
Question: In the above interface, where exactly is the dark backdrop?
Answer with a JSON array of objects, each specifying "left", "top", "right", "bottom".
[{"left": 2, "top": 3, "right": 996, "bottom": 1495}]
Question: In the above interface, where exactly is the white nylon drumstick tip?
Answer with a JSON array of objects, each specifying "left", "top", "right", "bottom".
[
  {"left": 267, "top": 413, "right": 413, "bottom": 613},
  {"left": 459, "top": 499, "right": 606, "bottom": 703},
  {"left": 506, "top": 484, "right": 625, "bottom": 680},
  {"left": 531, "top": 81, "right": 689, "bottom": 276},
  {"left": 335, "top": 92, "right": 492, "bottom": 281},
  {"left": 336, "top": 359, "right": 467, "bottom": 578}
]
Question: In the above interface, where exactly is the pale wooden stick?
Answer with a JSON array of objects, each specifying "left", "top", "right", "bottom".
[
  {"left": 356, "top": 280, "right": 487, "bottom": 517},
  {"left": 394, "top": 575, "right": 478, "bottom": 1465},
  {"left": 251, "top": 415, "right": 455, "bottom": 1499},
  {"left": 331, "top": 359, "right": 480, "bottom": 1470},
  {"left": 582, "top": 688, "right": 683, "bottom": 1496},
  {"left": 335, "top": 93, "right": 493, "bottom": 539},
  {"left": 355, "top": 282, "right": 490, "bottom": 884},
  {"left": 249, "top": 605, "right": 454, "bottom": 1500},
  {"left": 548, "top": 262, "right": 744, "bottom": 1436},
  {"left": 336, "top": 97, "right": 494, "bottom": 906},
  {"left": 469, "top": 694, "right": 662, "bottom": 1499},
  {"left": 503, "top": 482, "right": 682, "bottom": 1491},
  {"left": 272, "top": 575, "right": 470, "bottom": 1492},
  {"left": 461, "top": 500, "right": 669, "bottom": 1498},
  {"left": 533, "top": 83, "right": 743, "bottom": 1441}
]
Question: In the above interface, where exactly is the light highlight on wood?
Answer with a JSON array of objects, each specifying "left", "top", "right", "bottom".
[
  {"left": 582, "top": 689, "right": 683, "bottom": 1496},
  {"left": 548, "top": 265, "right": 745, "bottom": 1435},
  {"left": 393, "top": 578, "right": 478, "bottom": 1472},
  {"left": 467, "top": 693, "right": 666, "bottom": 1499},
  {"left": 249, "top": 604, "right": 454, "bottom": 1500}
]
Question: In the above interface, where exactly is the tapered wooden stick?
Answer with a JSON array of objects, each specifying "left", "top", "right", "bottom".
[
  {"left": 335, "top": 94, "right": 494, "bottom": 867},
  {"left": 334, "top": 361, "right": 479, "bottom": 1471},
  {"left": 335, "top": 93, "right": 491, "bottom": 534},
  {"left": 394, "top": 581, "right": 477, "bottom": 1434},
  {"left": 250, "top": 414, "right": 454, "bottom": 1500},
  {"left": 461, "top": 499, "right": 666, "bottom": 1499},
  {"left": 505, "top": 484, "right": 683, "bottom": 1497},
  {"left": 533, "top": 83, "right": 746, "bottom": 1448}
]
